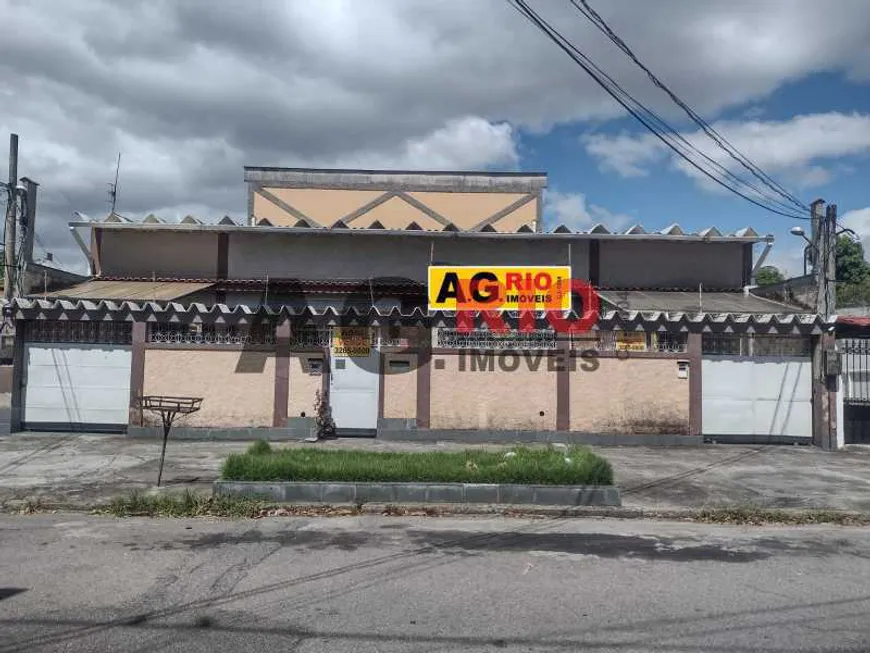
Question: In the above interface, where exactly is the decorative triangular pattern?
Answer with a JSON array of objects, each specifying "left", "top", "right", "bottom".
[
  {"left": 180, "top": 215, "right": 203, "bottom": 224},
  {"left": 624, "top": 224, "right": 646, "bottom": 234},
  {"left": 551, "top": 224, "right": 572, "bottom": 233},
  {"left": 516, "top": 224, "right": 534, "bottom": 233},
  {"left": 660, "top": 223, "right": 684, "bottom": 235},
  {"left": 331, "top": 219, "right": 350, "bottom": 229},
  {"left": 405, "top": 221, "right": 423, "bottom": 231},
  {"left": 367, "top": 220, "right": 385, "bottom": 229},
  {"left": 588, "top": 224, "right": 611, "bottom": 234},
  {"left": 442, "top": 222, "right": 459, "bottom": 232},
  {"left": 11, "top": 297, "right": 827, "bottom": 336},
  {"left": 698, "top": 227, "right": 722, "bottom": 238},
  {"left": 218, "top": 216, "right": 237, "bottom": 225},
  {"left": 257, "top": 217, "right": 273, "bottom": 226}
]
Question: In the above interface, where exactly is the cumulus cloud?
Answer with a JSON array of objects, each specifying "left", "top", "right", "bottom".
[
  {"left": 583, "top": 112, "right": 870, "bottom": 194},
  {"left": 332, "top": 117, "right": 518, "bottom": 171},
  {"left": 544, "top": 191, "right": 632, "bottom": 232},
  {"left": 1, "top": 0, "right": 870, "bottom": 269},
  {"left": 841, "top": 206, "right": 870, "bottom": 255}
]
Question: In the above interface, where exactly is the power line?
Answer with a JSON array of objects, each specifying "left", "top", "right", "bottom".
[
  {"left": 570, "top": 0, "right": 809, "bottom": 213},
  {"left": 511, "top": 0, "right": 808, "bottom": 219},
  {"left": 508, "top": 0, "right": 810, "bottom": 221}
]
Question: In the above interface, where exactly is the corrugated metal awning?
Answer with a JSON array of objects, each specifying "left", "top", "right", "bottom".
[
  {"left": 10, "top": 297, "right": 830, "bottom": 335},
  {"left": 41, "top": 279, "right": 215, "bottom": 302},
  {"left": 597, "top": 290, "right": 809, "bottom": 315}
]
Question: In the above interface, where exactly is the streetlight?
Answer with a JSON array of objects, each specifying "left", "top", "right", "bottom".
[{"left": 790, "top": 226, "right": 816, "bottom": 276}]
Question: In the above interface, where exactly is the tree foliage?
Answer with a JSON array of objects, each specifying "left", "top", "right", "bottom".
[
  {"left": 836, "top": 235, "right": 870, "bottom": 308},
  {"left": 754, "top": 265, "right": 784, "bottom": 286},
  {"left": 836, "top": 235, "right": 870, "bottom": 285}
]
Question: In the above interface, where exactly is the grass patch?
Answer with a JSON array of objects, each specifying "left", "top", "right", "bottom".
[
  {"left": 247, "top": 439, "right": 272, "bottom": 456},
  {"left": 103, "top": 489, "right": 273, "bottom": 518},
  {"left": 221, "top": 445, "right": 613, "bottom": 486},
  {"left": 693, "top": 506, "right": 870, "bottom": 526},
  {"left": 101, "top": 489, "right": 366, "bottom": 518}
]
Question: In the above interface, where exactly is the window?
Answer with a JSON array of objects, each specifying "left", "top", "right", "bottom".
[
  {"left": 148, "top": 323, "right": 276, "bottom": 345},
  {"left": 291, "top": 326, "right": 331, "bottom": 349},
  {"left": 702, "top": 334, "right": 811, "bottom": 357},
  {"left": 436, "top": 328, "right": 557, "bottom": 350},
  {"left": 25, "top": 320, "right": 132, "bottom": 345},
  {"left": 572, "top": 331, "right": 687, "bottom": 353}
]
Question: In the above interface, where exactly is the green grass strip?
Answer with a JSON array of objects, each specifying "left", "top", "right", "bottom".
[{"left": 221, "top": 442, "right": 613, "bottom": 486}]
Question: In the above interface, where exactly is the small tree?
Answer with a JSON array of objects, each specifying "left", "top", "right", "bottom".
[
  {"left": 314, "top": 389, "right": 336, "bottom": 440},
  {"left": 754, "top": 265, "right": 784, "bottom": 286},
  {"left": 836, "top": 235, "right": 870, "bottom": 285}
]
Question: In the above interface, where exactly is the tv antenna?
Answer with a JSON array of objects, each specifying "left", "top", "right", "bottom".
[{"left": 107, "top": 152, "right": 121, "bottom": 214}]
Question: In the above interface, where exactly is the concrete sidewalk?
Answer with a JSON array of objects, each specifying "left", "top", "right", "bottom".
[{"left": 2, "top": 433, "right": 870, "bottom": 512}]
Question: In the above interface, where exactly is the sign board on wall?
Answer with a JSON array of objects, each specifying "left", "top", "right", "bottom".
[
  {"left": 615, "top": 331, "right": 646, "bottom": 351},
  {"left": 427, "top": 266, "right": 572, "bottom": 312},
  {"left": 331, "top": 327, "right": 372, "bottom": 357}
]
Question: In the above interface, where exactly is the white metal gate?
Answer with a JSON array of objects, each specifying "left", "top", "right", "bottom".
[
  {"left": 702, "top": 357, "right": 812, "bottom": 438},
  {"left": 21, "top": 321, "right": 134, "bottom": 431},
  {"left": 329, "top": 328, "right": 379, "bottom": 431},
  {"left": 23, "top": 344, "right": 132, "bottom": 429}
]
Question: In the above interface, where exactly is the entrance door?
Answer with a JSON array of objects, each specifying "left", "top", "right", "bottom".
[
  {"left": 23, "top": 343, "right": 132, "bottom": 431},
  {"left": 329, "top": 329, "right": 379, "bottom": 433}
]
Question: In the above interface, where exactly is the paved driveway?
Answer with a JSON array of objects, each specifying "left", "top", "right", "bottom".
[{"left": 2, "top": 434, "right": 870, "bottom": 512}]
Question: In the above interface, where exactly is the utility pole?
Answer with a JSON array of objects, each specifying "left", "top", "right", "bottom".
[
  {"left": 809, "top": 199, "right": 837, "bottom": 319},
  {"left": 808, "top": 198, "right": 839, "bottom": 451},
  {"left": 4, "top": 134, "right": 18, "bottom": 302},
  {"left": 823, "top": 203, "right": 837, "bottom": 320}
]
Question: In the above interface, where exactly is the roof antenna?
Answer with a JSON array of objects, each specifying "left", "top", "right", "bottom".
[{"left": 108, "top": 152, "right": 121, "bottom": 214}]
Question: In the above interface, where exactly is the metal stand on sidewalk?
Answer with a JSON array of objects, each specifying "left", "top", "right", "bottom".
[{"left": 136, "top": 396, "right": 202, "bottom": 487}]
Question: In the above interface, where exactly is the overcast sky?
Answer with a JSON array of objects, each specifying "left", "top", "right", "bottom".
[{"left": 2, "top": 0, "right": 870, "bottom": 274}]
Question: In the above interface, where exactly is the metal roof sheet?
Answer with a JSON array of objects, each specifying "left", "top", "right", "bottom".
[
  {"left": 40, "top": 279, "right": 215, "bottom": 302},
  {"left": 597, "top": 290, "right": 807, "bottom": 315},
  {"left": 75, "top": 219, "right": 768, "bottom": 243},
  {"left": 11, "top": 298, "right": 828, "bottom": 333}
]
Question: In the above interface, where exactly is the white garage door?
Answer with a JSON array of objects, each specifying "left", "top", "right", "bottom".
[
  {"left": 23, "top": 344, "right": 132, "bottom": 429},
  {"left": 702, "top": 356, "right": 813, "bottom": 438}
]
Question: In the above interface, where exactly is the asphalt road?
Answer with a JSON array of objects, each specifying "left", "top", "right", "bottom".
[{"left": 1, "top": 514, "right": 870, "bottom": 652}]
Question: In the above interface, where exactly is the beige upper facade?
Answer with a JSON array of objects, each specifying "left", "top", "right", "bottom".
[{"left": 244, "top": 167, "right": 547, "bottom": 233}]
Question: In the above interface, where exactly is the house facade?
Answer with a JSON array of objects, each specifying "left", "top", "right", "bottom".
[{"left": 8, "top": 168, "right": 838, "bottom": 447}]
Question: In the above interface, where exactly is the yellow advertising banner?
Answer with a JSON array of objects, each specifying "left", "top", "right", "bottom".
[
  {"left": 427, "top": 266, "right": 572, "bottom": 312},
  {"left": 615, "top": 331, "right": 647, "bottom": 351},
  {"left": 331, "top": 327, "right": 372, "bottom": 357}
]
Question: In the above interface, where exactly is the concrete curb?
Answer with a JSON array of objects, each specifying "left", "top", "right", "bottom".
[
  {"left": 213, "top": 481, "right": 621, "bottom": 507},
  {"left": 124, "top": 423, "right": 702, "bottom": 446},
  {"left": 7, "top": 500, "right": 870, "bottom": 526}
]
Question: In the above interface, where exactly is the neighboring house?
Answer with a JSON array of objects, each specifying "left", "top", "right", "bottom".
[
  {"left": 7, "top": 168, "right": 837, "bottom": 448},
  {"left": 834, "top": 310, "right": 870, "bottom": 447}
]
